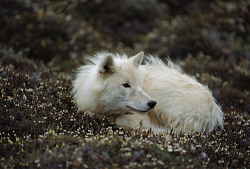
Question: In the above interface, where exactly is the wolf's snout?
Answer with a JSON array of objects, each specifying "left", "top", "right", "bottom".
[{"left": 147, "top": 101, "right": 157, "bottom": 109}]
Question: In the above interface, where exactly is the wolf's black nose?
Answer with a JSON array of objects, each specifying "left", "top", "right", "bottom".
[{"left": 147, "top": 101, "right": 157, "bottom": 109}]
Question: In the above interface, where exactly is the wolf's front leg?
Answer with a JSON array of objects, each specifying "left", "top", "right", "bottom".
[{"left": 115, "top": 113, "right": 167, "bottom": 133}]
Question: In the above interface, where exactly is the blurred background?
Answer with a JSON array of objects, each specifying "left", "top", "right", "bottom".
[{"left": 1, "top": 0, "right": 250, "bottom": 62}]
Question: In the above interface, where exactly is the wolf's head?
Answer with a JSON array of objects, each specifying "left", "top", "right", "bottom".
[
  {"left": 73, "top": 52, "right": 156, "bottom": 116},
  {"left": 95, "top": 52, "right": 156, "bottom": 115}
]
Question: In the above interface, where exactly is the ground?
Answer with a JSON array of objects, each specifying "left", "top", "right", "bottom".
[{"left": 0, "top": 0, "right": 249, "bottom": 168}]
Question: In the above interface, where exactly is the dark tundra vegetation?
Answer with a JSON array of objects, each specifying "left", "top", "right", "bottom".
[{"left": 0, "top": 0, "right": 250, "bottom": 168}]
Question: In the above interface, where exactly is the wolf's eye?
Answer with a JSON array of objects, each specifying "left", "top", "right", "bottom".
[{"left": 122, "top": 83, "right": 131, "bottom": 88}]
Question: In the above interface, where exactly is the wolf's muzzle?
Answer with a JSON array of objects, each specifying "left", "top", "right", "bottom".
[{"left": 147, "top": 101, "right": 157, "bottom": 109}]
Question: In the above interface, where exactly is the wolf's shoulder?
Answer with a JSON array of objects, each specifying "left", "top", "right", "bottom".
[{"left": 143, "top": 54, "right": 183, "bottom": 73}]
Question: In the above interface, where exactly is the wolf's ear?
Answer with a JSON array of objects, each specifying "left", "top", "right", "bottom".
[
  {"left": 129, "top": 52, "right": 144, "bottom": 69},
  {"left": 99, "top": 55, "right": 116, "bottom": 74}
]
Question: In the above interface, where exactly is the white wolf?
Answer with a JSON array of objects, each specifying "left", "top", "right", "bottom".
[{"left": 72, "top": 52, "right": 224, "bottom": 133}]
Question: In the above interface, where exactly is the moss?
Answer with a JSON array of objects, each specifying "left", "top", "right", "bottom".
[{"left": 0, "top": 0, "right": 250, "bottom": 168}]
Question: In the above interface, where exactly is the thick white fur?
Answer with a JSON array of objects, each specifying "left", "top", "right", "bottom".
[{"left": 72, "top": 52, "right": 224, "bottom": 134}]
